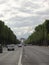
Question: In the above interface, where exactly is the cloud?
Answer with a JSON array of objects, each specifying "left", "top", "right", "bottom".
[
  {"left": 0, "top": 0, "right": 49, "bottom": 39},
  {"left": 12, "top": 26, "right": 34, "bottom": 39}
]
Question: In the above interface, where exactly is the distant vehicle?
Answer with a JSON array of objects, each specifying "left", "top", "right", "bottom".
[
  {"left": 0, "top": 44, "right": 3, "bottom": 53},
  {"left": 18, "top": 44, "right": 22, "bottom": 47},
  {"left": 24, "top": 44, "right": 26, "bottom": 46},
  {"left": 7, "top": 44, "right": 15, "bottom": 51}
]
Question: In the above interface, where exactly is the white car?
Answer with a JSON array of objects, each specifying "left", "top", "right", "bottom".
[
  {"left": 18, "top": 44, "right": 22, "bottom": 47},
  {"left": 7, "top": 44, "right": 15, "bottom": 51}
]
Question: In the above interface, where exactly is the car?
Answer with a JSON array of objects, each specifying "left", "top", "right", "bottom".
[
  {"left": 23, "top": 44, "right": 27, "bottom": 46},
  {"left": 18, "top": 44, "right": 22, "bottom": 47},
  {"left": 7, "top": 44, "right": 15, "bottom": 51},
  {"left": 0, "top": 44, "right": 3, "bottom": 53}
]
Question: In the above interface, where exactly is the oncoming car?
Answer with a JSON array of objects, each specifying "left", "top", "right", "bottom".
[
  {"left": 18, "top": 44, "right": 22, "bottom": 47},
  {"left": 7, "top": 44, "right": 15, "bottom": 51}
]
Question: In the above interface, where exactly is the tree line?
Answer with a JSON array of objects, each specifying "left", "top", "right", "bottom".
[
  {"left": 0, "top": 20, "right": 20, "bottom": 46},
  {"left": 25, "top": 20, "right": 49, "bottom": 46}
]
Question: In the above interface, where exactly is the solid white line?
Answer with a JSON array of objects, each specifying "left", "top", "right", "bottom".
[{"left": 18, "top": 48, "right": 23, "bottom": 65}]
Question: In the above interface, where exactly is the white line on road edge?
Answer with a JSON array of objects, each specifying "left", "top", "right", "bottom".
[{"left": 18, "top": 48, "right": 23, "bottom": 65}]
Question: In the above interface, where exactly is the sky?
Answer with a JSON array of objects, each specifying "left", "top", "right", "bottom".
[{"left": 0, "top": 0, "right": 49, "bottom": 39}]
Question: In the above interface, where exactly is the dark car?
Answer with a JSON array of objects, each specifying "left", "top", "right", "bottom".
[{"left": 0, "top": 44, "right": 3, "bottom": 53}]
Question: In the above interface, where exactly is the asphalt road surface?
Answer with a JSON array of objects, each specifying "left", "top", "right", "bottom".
[
  {"left": 0, "top": 46, "right": 49, "bottom": 65},
  {"left": 0, "top": 46, "right": 22, "bottom": 65},
  {"left": 22, "top": 46, "right": 49, "bottom": 65}
]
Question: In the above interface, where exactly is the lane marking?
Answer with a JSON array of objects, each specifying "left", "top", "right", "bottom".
[{"left": 18, "top": 48, "right": 23, "bottom": 65}]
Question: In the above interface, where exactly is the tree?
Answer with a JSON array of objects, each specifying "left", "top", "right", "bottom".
[
  {"left": 0, "top": 20, "right": 20, "bottom": 45},
  {"left": 25, "top": 20, "right": 49, "bottom": 46}
]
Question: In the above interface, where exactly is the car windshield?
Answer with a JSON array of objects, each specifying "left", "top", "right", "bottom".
[{"left": 0, "top": 0, "right": 49, "bottom": 65}]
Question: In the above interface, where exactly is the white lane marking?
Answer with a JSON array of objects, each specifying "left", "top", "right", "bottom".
[{"left": 18, "top": 48, "right": 23, "bottom": 65}]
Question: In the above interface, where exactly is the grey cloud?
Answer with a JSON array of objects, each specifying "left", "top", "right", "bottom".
[
  {"left": 0, "top": 14, "right": 4, "bottom": 17},
  {"left": 18, "top": 1, "right": 41, "bottom": 14},
  {"left": 13, "top": 28, "right": 32, "bottom": 39},
  {"left": 16, "top": 33, "right": 29, "bottom": 39},
  {"left": 19, "top": 33, "right": 31, "bottom": 39},
  {"left": 23, "top": 1, "right": 40, "bottom": 9},
  {"left": 18, "top": 0, "right": 47, "bottom": 14},
  {"left": 36, "top": 9, "right": 49, "bottom": 16},
  {"left": 0, "top": 0, "right": 7, "bottom": 4},
  {"left": 1, "top": 0, "right": 49, "bottom": 39},
  {"left": 6, "top": 15, "right": 44, "bottom": 29}
]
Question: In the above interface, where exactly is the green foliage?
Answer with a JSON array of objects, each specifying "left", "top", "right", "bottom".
[
  {"left": 0, "top": 20, "right": 20, "bottom": 45},
  {"left": 25, "top": 20, "right": 49, "bottom": 46}
]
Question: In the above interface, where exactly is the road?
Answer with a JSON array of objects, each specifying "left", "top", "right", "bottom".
[
  {"left": 0, "top": 46, "right": 22, "bottom": 65},
  {"left": 0, "top": 46, "right": 49, "bottom": 65},
  {"left": 22, "top": 46, "right": 49, "bottom": 65}
]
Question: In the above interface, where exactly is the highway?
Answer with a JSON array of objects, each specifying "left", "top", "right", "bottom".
[
  {"left": 22, "top": 46, "right": 49, "bottom": 65},
  {"left": 0, "top": 46, "right": 49, "bottom": 65},
  {"left": 0, "top": 46, "right": 22, "bottom": 65}
]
